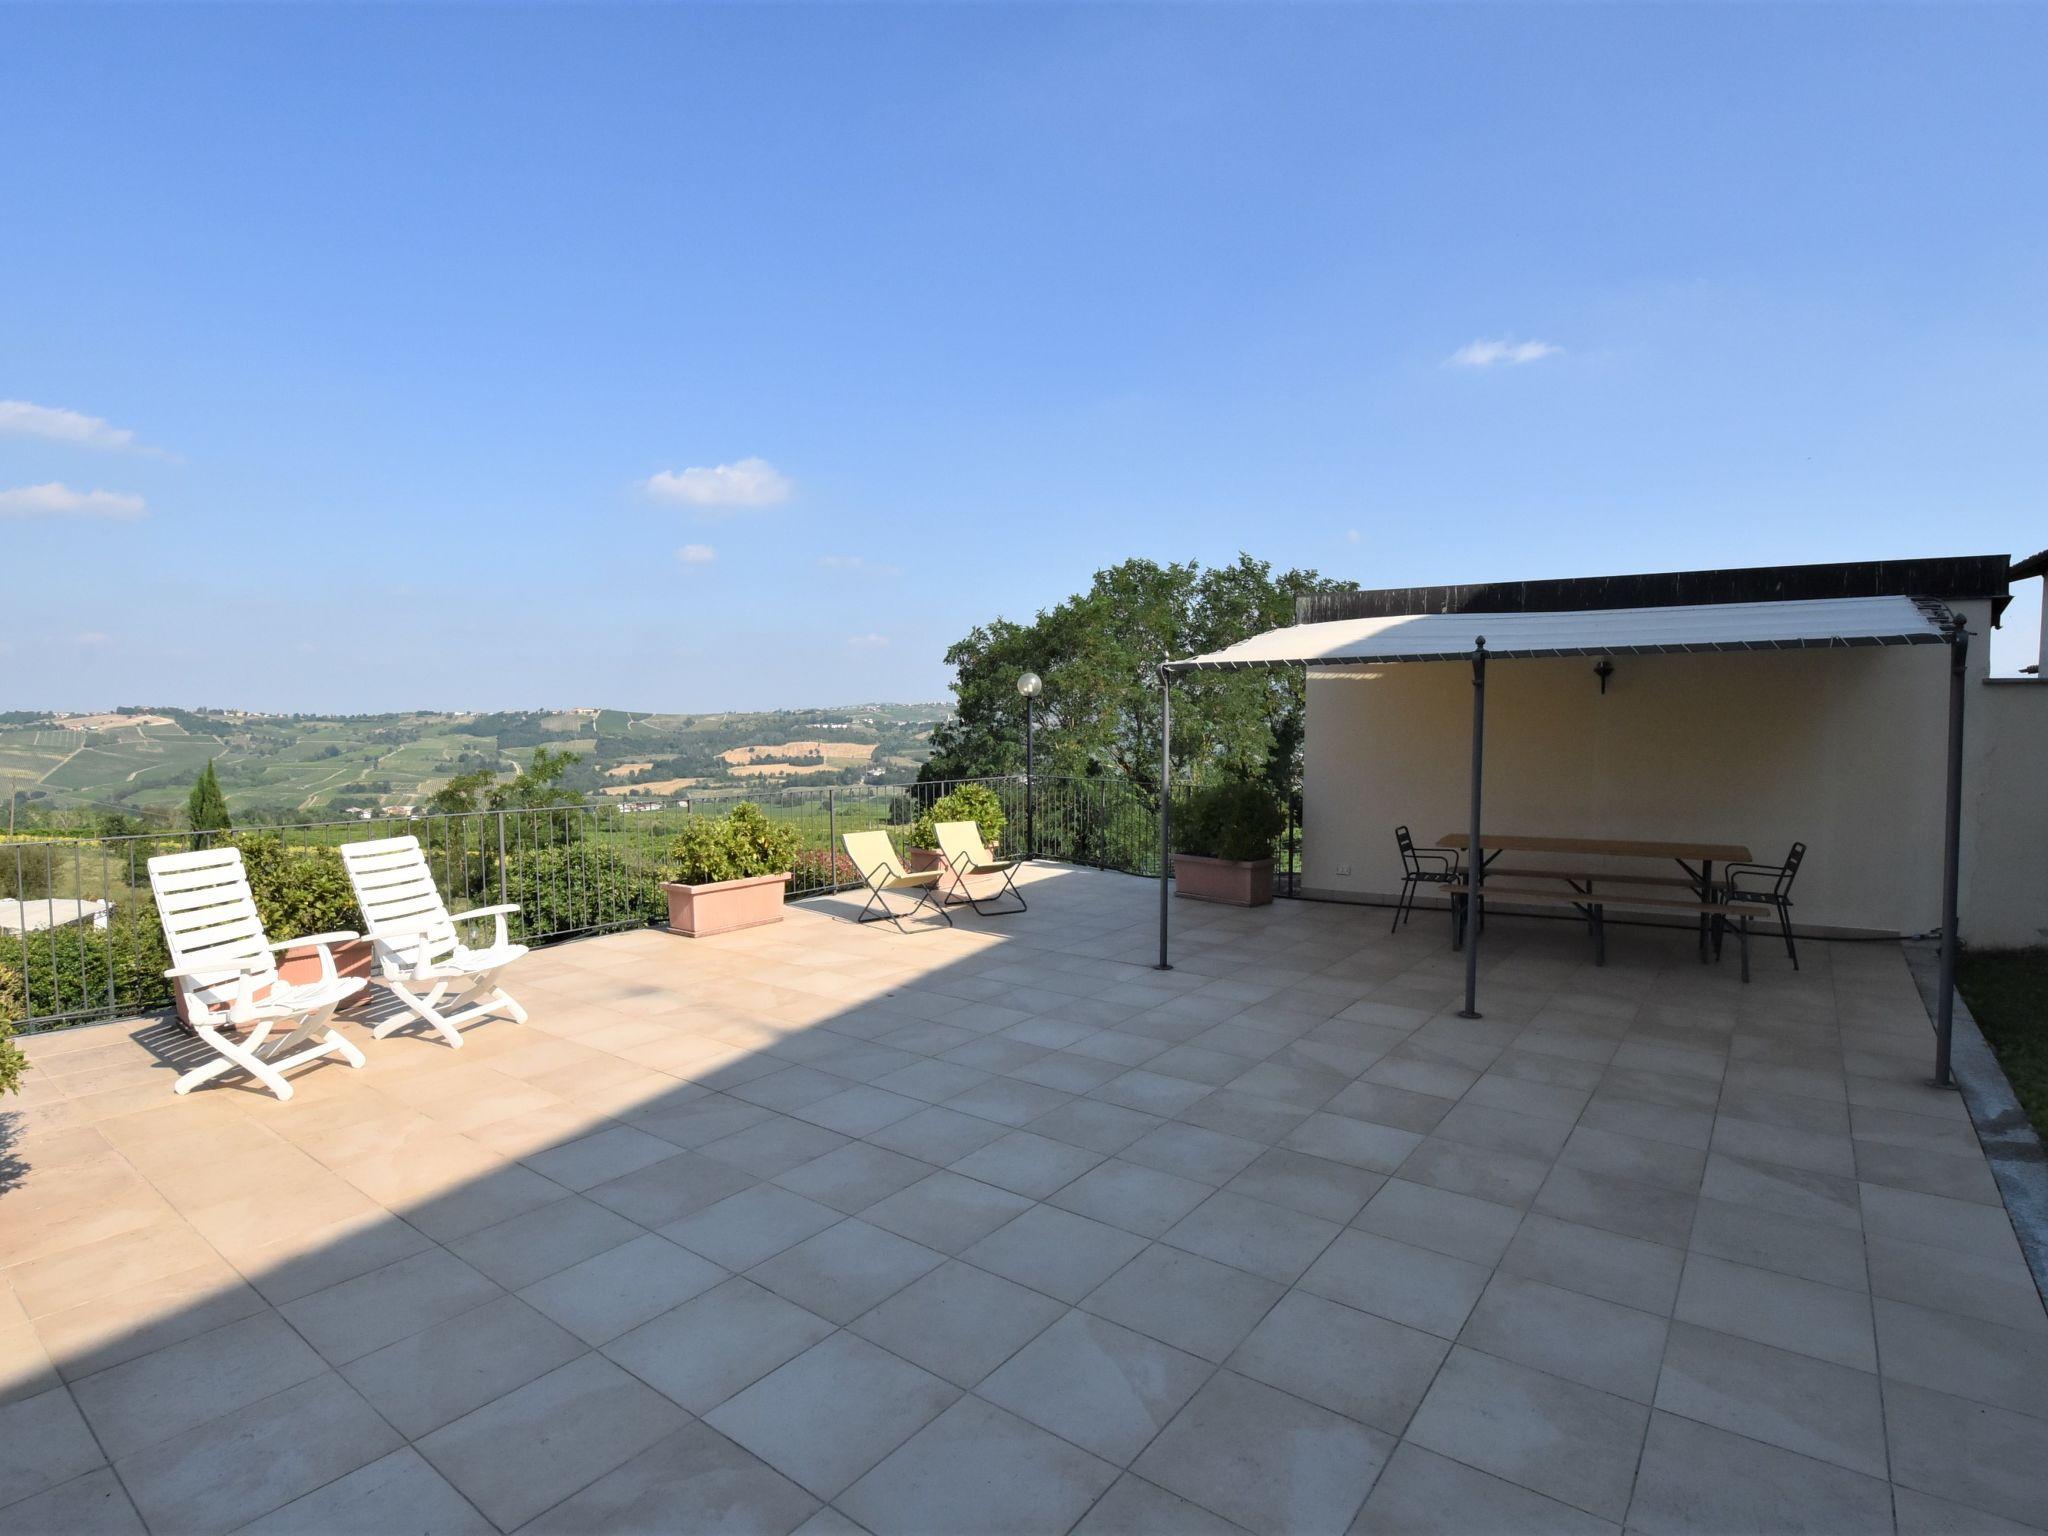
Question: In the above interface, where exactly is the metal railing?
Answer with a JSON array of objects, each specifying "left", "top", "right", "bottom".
[{"left": 1, "top": 773, "right": 1302, "bottom": 1033}]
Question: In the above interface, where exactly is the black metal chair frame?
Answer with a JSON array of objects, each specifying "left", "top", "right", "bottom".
[
  {"left": 856, "top": 873, "right": 954, "bottom": 934},
  {"left": 942, "top": 849, "right": 1028, "bottom": 916},
  {"left": 1392, "top": 825, "right": 1461, "bottom": 933},
  {"left": 1719, "top": 841, "right": 1805, "bottom": 969}
]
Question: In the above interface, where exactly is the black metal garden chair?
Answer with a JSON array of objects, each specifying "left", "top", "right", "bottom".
[
  {"left": 1721, "top": 841, "right": 1805, "bottom": 968},
  {"left": 1392, "top": 825, "right": 1461, "bottom": 933}
]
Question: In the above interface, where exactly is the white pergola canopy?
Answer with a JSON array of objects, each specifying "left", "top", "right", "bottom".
[
  {"left": 1149, "top": 589, "right": 1971, "bottom": 1083},
  {"left": 1162, "top": 594, "right": 1954, "bottom": 673}
]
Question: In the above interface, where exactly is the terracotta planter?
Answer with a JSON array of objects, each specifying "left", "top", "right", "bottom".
[
  {"left": 1174, "top": 854, "right": 1275, "bottom": 907},
  {"left": 906, "top": 848, "right": 969, "bottom": 897},
  {"left": 174, "top": 937, "right": 375, "bottom": 1025},
  {"left": 662, "top": 872, "right": 792, "bottom": 937}
]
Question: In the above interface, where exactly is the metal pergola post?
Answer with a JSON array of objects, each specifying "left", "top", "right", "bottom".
[
  {"left": 1459, "top": 638, "right": 1487, "bottom": 1020},
  {"left": 1934, "top": 618, "right": 1969, "bottom": 1087},
  {"left": 1156, "top": 671, "right": 1173, "bottom": 971}
]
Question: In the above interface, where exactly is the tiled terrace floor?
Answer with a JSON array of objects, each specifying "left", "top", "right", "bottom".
[{"left": 4, "top": 865, "right": 2046, "bottom": 1535}]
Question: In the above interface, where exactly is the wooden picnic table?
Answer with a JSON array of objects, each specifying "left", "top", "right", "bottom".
[
  {"left": 1436, "top": 832, "right": 1752, "bottom": 863},
  {"left": 1435, "top": 831, "right": 1754, "bottom": 961}
]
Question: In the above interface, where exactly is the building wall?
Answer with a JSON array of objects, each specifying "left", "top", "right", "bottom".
[{"left": 1300, "top": 598, "right": 2048, "bottom": 945}]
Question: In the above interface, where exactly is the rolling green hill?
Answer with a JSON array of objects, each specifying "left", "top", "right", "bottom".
[{"left": 1, "top": 703, "right": 950, "bottom": 824}]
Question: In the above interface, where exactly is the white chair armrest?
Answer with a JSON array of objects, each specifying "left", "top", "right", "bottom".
[
  {"left": 449, "top": 904, "right": 520, "bottom": 923},
  {"left": 163, "top": 959, "right": 265, "bottom": 984},
  {"left": 370, "top": 916, "right": 444, "bottom": 938}
]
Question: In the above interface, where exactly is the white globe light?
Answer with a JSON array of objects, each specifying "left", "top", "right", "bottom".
[{"left": 1016, "top": 672, "right": 1043, "bottom": 698}]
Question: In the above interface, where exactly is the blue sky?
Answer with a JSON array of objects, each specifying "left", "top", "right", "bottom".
[{"left": 4, "top": 3, "right": 2043, "bottom": 712}]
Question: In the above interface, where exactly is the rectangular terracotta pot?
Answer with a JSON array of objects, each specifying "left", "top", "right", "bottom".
[
  {"left": 662, "top": 872, "right": 792, "bottom": 937},
  {"left": 1174, "top": 854, "right": 1275, "bottom": 907},
  {"left": 905, "top": 848, "right": 969, "bottom": 897}
]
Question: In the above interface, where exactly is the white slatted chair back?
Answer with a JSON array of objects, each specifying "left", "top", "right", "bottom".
[
  {"left": 340, "top": 835, "right": 455, "bottom": 972},
  {"left": 148, "top": 847, "right": 278, "bottom": 1014}
]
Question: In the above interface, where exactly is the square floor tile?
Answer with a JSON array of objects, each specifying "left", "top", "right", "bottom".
[
  {"left": 1223, "top": 1147, "right": 1384, "bottom": 1224},
  {"left": 1674, "top": 1254, "right": 1875, "bottom": 1371},
  {"left": 1163, "top": 1190, "right": 1342, "bottom": 1284},
  {"left": 963, "top": 1204, "right": 1150, "bottom": 1303},
  {"left": 772, "top": 1143, "right": 934, "bottom": 1214},
  {"left": 1132, "top": 1370, "right": 1391, "bottom": 1536},
  {"left": 602, "top": 1276, "right": 833, "bottom": 1413},
  {"left": 1070, "top": 1472, "right": 1245, "bottom": 1535},
  {"left": 1406, "top": 1347, "right": 1647, "bottom": 1524},
  {"left": 1884, "top": 1379, "right": 2048, "bottom": 1530},
  {"left": 949, "top": 1131, "right": 1104, "bottom": 1198},
  {"left": 416, "top": 1354, "right": 687, "bottom": 1531},
  {"left": 662, "top": 1184, "right": 843, "bottom": 1270},
  {"left": 849, "top": 1260, "right": 1064, "bottom": 1386},
  {"left": 1352, "top": 1178, "right": 1523, "bottom": 1266},
  {"left": 1627, "top": 1409, "right": 1892, "bottom": 1535},
  {"left": 520, "top": 1421, "right": 817, "bottom": 1535},
  {"left": 747, "top": 1219, "right": 945, "bottom": 1324},
  {"left": 520, "top": 1232, "right": 727, "bottom": 1345},
  {"left": 238, "top": 1448, "right": 492, "bottom": 1536},
  {"left": 1121, "top": 1123, "right": 1265, "bottom": 1185},
  {"left": 1226, "top": 1289, "right": 1446, "bottom": 1436},
  {"left": 979, "top": 1310, "right": 1213, "bottom": 1464},
  {"left": 1461, "top": 1272, "right": 1667, "bottom": 1403},
  {"left": 1351, "top": 1441, "right": 1619, "bottom": 1536},
  {"left": 859, "top": 1171, "right": 1034, "bottom": 1254},
  {"left": 338, "top": 1294, "right": 584, "bottom": 1439},
  {"left": 1027, "top": 1099, "right": 1164, "bottom": 1156},
  {"left": 839, "top": 1395, "right": 1118, "bottom": 1536},
  {"left": 71, "top": 1311, "right": 326, "bottom": 1459},
  {"left": 705, "top": 1332, "right": 958, "bottom": 1500},
  {"left": 0, "top": 1386, "right": 105, "bottom": 1510},
  {"left": 280, "top": 1249, "right": 502, "bottom": 1366},
  {"left": 1049, "top": 1159, "right": 1213, "bottom": 1238},
  {"left": 1082, "top": 1244, "right": 1284, "bottom": 1362},
  {"left": 448, "top": 1196, "right": 641, "bottom": 1290},
  {"left": 584, "top": 1149, "right": 760, "bottom": 1227},
  {"left": 700, "top": 1117, "right": 851, "bottom": 1178},
  {"left": 116, "top": 1373, "right": 402, "bottom": 1536},
  {"left": 865, "top": 1106, "right": 1009, "bottom": 1164},
  {"left": 1654, "top": 1321, "right": 1886, "bottom": 1478},
  {"left": 1297, "top": 1229, "right": 1488, "bottom": 1339},
  {"left": 1872, "top": 1295, "right": 2048, "bottom": 1422}
]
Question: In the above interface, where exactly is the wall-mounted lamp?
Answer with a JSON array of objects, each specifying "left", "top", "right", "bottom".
[{"left": 1594, "top": 658, "right": 1614, "bottom": 695}]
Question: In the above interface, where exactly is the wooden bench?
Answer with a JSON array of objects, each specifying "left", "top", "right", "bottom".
[
  {"left": 1444, "top": 882, "right": 1771, "bottom": 980},
  {"left": 1482, "top": 866, "right": 1703, "bottom": 892}
]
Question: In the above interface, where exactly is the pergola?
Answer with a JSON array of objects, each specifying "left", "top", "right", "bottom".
[{"left": 1153, "top": 593, "right": 1972, "bottom": 1086}]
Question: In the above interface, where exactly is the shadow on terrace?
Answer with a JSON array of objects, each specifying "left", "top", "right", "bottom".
[{"left": 3, "top": 864, "right": 2044, "bottom": 1536}]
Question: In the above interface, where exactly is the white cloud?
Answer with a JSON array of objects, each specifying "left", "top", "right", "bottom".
[
  {"left": 642, "top": 457, "right": 792, "bottom": 512},
  {"left": 676, "top": 543, "right": 717, "bottom": 566},
  {"left": 1445, "top": 338, "right": 1562, "bottom": 369},
  {"left": 0, "top": 482, "right": 148, "bottom": 520},
  {"left": 818, "top": 554, "right": 902, "bottom": 576},
  {"left": 73, "top": 631, "right": 113, "bottom": 647},
  {"left": 1344, "top": 529, "right": 1361, "bottom": 544},
  {"left": 846, "top": 633, "right": 890, "bottom": 650},
  {"left": 0, "top": 399, "right": 143, "bottom": 451}
]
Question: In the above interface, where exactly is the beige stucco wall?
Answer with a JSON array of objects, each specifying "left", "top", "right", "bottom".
[{"left": 1300, "top": 597, "right": 2048, "bottom": 945}]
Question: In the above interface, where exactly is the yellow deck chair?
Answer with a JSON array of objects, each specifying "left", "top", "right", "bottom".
[
  {"left": 843, "top": 830, "right": 952, "bottom": 933},
  {"left": 934, "top": 820, "right": 1027, "bottom": 915}
]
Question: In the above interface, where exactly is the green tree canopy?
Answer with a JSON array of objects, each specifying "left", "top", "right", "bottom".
[
  {"left": 921, "top": 555, "right": 1341, "bottom": 799},
  {"left": 427, "top": 747, "right": 586, "bottom": 815},
  {"left": 186, "top": 759, "right": 232, "bottom": 847}
]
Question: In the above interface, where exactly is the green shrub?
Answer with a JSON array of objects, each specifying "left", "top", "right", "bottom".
[
  {"left": 504, "top": 841, "right": 667, "bottom": 936},
  {"left": 0, "top": 960, "right": 26, "bottom": 1095},
  {"left": 910, "top": 783, "right": 1007, "bottom": 851},
  {"left": 233, "top": 835, "right": 362, "bottom": 941},
  {"left": 1172, "top": 781, "right": 1286, "bottom": 863},
  {"left": 670, "top": 803, "right": 803, "bottom": 886}
]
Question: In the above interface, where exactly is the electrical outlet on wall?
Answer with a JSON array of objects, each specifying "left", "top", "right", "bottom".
[{"left": 1335, "top": 865, "right": 1352, "bottom": 877}]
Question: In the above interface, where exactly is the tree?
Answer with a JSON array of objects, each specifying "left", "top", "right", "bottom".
[
  {"left": 921, "top": 554, "right": 1341, "bottom": 799},
  {"left": 186, "top": 759, "right": 232, "bottom": 848},
  {"left": 427, "top": 747, "right": 585, "bottom": 815}
]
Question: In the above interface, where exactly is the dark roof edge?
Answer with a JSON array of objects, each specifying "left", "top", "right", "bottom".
[
  {"left": 1297, "top": 554, "right": 2014, "bottom": 627},
  {"left": 2009, "top": 547, "right": 2048, "bottom": 583}
]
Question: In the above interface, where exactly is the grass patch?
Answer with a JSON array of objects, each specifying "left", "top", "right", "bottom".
[{"left": 1957, "top": 947, "right": 2048, "bottom": 1138}]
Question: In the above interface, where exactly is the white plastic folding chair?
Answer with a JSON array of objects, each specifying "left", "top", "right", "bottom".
[
  {"left": 148, "top": 846, "right": 368, "bottom": 1101},
  {"left": 340, "top": 834, "right": 527, "bottom": 1048}
]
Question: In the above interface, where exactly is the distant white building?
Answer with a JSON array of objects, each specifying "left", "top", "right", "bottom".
[{"left": 0, "top": 897, "right": 112, "bottom": 934}]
